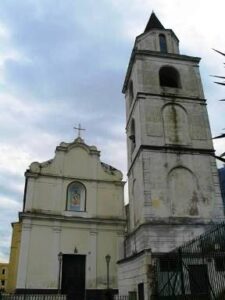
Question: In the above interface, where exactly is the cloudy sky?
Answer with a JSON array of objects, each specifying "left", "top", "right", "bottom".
[{"left": 0, "top": 0, "right": 225, "bottom": 262}]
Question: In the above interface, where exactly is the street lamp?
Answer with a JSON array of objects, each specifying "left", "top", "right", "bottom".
[
  {"left": 105, "top": 254, "right": 111, "bottom": 290},
  {"left": 58, "top": 252, "right": 63, "bottom": 294}
]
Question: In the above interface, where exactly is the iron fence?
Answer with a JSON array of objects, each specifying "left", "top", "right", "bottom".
[
  {"left": 114, "top": 295, "right": 129, "bottom": 300},
  {"left": 153, "top": 223, "right": 225, "bottom": 299},
  {"left": 1, "top": 295, "right": 66, "bottom": 300}
]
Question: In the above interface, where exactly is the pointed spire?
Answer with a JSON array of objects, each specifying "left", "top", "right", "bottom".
[{"left": 144, "top": 12, "right": 164, "bottom": 33}]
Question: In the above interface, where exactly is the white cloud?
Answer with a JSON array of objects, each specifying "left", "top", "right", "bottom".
[
  {"left": 0, "top": 144, "right": 32, "bottom": 175},
  {"left": 0, "top": 196, "right": 21, "bottom": 210}
]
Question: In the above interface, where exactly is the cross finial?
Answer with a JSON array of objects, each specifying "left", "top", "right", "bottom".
[{"left": 74, "top": 123, "right": 85, "bottom": 138}]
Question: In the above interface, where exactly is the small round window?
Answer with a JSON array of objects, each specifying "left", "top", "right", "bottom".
[{"left": 67, "top": 182, "right": 86, "bottom": 212}]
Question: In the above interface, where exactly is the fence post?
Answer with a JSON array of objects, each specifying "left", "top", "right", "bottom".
[{"left": 178, "top": 248, "right": 185, "bottom": 298}]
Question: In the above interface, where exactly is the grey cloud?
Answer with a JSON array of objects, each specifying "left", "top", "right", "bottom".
[
  {"left": 0, "top": 0, "right": 129, "bottom": 105},
  {"left": 0, "top": 185, "right": 22, "bottom": 201},
  {"left": 0, "top": 202, "right": 21, "bottom": 260},
  {"left": 0, "top": 0, "right": 129, "bottom": 170},
  {"left": 0, "top": 172, "right": 24, "bottom": 201}
]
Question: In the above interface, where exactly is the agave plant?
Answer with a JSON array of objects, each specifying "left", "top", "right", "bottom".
[
  {"left": 211, "top": 49, "right": 225, "bottom": 163},
  {"left": 211, "top": 49, "right": 225, "bottom": 93}
]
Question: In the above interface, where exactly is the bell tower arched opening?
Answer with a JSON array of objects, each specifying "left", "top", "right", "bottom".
[{"left": 159, "top": 66, "right": 181, "bottom": 88}]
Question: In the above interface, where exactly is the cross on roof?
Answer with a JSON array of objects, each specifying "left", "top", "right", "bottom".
[{"left": 74, "top": 124, "right": 85, "bottom": 138}]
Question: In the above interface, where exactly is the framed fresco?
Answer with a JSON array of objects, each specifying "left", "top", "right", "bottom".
[{"left": 67, "top": 181, "right": 86, "bottom": 211}]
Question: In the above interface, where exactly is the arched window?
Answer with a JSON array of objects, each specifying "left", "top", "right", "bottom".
[
  {"left": 67, "top": 181, "right": 86, "bottom": 212},
  {"left": 129, "top": 119, "right": 136, "bottom": 152},
  {"left": 128, "top": 80, "right": 134, "bottom": 107},
  {"left": 159, "top": 34, "right": 167, "bottom": 53},
  {"left": 159, "top": 66, "right": 181, "bottom": 88}
]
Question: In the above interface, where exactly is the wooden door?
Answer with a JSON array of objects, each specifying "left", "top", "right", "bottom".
[
  {"left": 61, "top": 254, "right": 86, "bottom": 300},
  {"left": 138, "top": 283, "right": 144, "bottom": 300}
]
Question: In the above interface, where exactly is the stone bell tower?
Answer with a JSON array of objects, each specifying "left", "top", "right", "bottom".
[{"left": 123, "top": 12, "right": 224, "bottom": 256}]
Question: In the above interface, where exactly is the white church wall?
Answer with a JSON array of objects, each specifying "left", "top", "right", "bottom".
[
  {"left": 17, "top": 218, "right": 124, "bottom": 291},
  {"left": 118, "top": 250, "right": 152, "bottom": 299},
  {"left": 25, "top": 224, "right": 55, "bottom": 289},
  {"left": 96, "top": 182, "right": 124, "bottom": 218},
  {"left": 25, "top": 177, "right": 124, "bottom": 219},
  {"left": 96, "top": 231, "right": 118, "bottom": 289}
]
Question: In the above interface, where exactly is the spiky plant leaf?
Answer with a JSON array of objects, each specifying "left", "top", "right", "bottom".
[
  {"left": 214, "top": 82, "right": 225, "bottom": 86},
  {"left": 213, "top": 155, "right": 225, "bottom": 163},
  {"left": 211, "top": 75, "right": 225, "bottom": 79},
  {"left": 213, "top": 49, "right": 225, "bottom": 57},
  {"left": 213, "top": 133, "right": 225, "bottom": 139}
]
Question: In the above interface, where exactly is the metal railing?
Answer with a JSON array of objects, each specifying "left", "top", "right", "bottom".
[
  {"left": 1, "top": 295, "right": 66, "bottom": 300},
  {"left": 114, "top": 295, "right": 129, "bottom": 300},
  {"left": 153, "top": 223, "right": 225, "bottom": 299}
]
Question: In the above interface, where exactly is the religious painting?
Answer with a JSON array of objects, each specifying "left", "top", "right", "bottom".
[{"left": 67, "top": 182, "right": 86, "bottom": 211}]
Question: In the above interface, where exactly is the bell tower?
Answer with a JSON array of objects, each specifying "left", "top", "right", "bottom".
[{"left": 123, "top": 13, "right": 224, "bottom": 254}]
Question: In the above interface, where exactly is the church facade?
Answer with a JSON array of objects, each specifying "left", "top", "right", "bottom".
[{"left": 15, "top": 137, "right": 125, "bottom": 299}]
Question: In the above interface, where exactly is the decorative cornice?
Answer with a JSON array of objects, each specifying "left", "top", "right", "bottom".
[
  {"left": 125, "top": 218, "right": 217, "bottom": 241},
  {"left": 128, "top": 145, "right": 215, "bottom": 175},
  {"left": 19, "top": 212, "right": 126, "bottom": 227}
]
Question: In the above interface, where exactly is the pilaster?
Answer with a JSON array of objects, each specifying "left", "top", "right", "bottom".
[{"left": 16, "top": 220, "right": 32, "bottom": 289}]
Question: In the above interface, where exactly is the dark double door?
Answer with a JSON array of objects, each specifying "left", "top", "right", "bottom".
[{"left": 61, "top": 254, "right": 86, "bottom": 300}]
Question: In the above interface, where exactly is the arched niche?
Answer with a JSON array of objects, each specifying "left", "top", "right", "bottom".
[
  {"left": 159, "top": 66, "right": 181, "bottom": 88},
  {"left": 162, "top": 103, "right": 190, "bottom": 145},
  {"left": 66, "top": 181, "right": 86, "bottom": 212},
  {"left": 168, "top": 167, "right": 199, "bottom": 217}
]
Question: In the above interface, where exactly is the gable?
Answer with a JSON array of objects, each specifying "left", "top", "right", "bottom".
[{"left": 28, "top": 138, "right": 122, "bottom": 182}]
